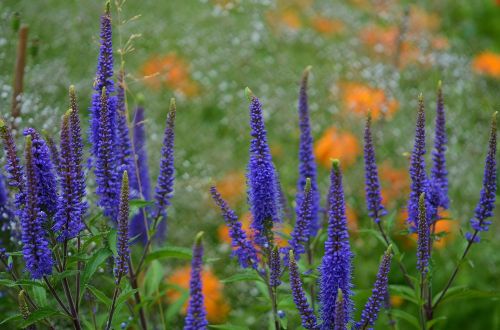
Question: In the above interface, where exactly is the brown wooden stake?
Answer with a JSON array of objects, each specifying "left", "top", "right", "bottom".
[{"left": 11, "top": 25, "right": 29, "bottom": 120}]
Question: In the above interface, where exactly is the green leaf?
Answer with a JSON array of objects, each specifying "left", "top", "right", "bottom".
[
  {"left": 221, "top": 271, "right": 263, "bottom": 284},
  {"left": 145, "top": 246, "right": 192, "bottom": 262},
  {"left": 165, "top": 288, "right": 189, "bottom": 322},
  {"left": 80, "top": 248, "right": 112, "bottom": 300},
  {"left": 115, "top": 287, "right": 137, "bottom": 311},
  {"left": 86, "top": 285, "right": 112, "bottom": 307},
  {"left": 19, "top": 307, "right": 67, "bottom": 327},
  {"left": 432, "top": 286, "right": 500, "bottom": 306},
  {"left": 0, "top": 314, "right": 23, "bottom": 325},
  {"left": 107, "top": 229, "right": 118, "bottom": 257},
  {"left": 129, "top": 199, "right": 154, "bottom": 214},
  {"left": 31, "top": 285, "right": 47, "bottom": 307},
  {"left": 426, "top": 316, "right": 447, "bottom": 329},
  {"left": 51, "top": 270, "right": 79, "bottom": 283},
  {"left": 144, "top": 260, "right": 163, "bottom": 297},
  {"left": 389, "top": 285, "right": 420, "bottom": 305},
  {"left": 358, "top": 229, "right": 388, "bottom": 247},
  {"left": 391, "top": 309, "right": 421, "bottom": 330},
  {"left": 0, "top": 278, "right": 15, "bottom": 287},
  {"left": 209, "top": 324, "right": 249, "bottom": 330}
]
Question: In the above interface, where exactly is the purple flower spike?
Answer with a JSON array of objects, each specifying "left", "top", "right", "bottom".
[
  {"left": 95, "top": 88, "right": 119, "bottom": 220},
  {"left": 0, "top": 171, "right": 13, "bottom": 230},
  {"left": 417, "top": 194, "right": 429, "bottom": 275},
  {"left": 269, "top": 246, "right": 281, "bottom": 288},
  {"left": 407, "top": 95, "right": 432, "bottom": 229},
  {"left": 89, "top": 4, "right": 117, "bottom": 160},
  {"left": 45, "top": 135, "right": 60, "bottom": 171},
  {"left": 296, "top": 67, "right": 320, "bottom": 236},
  {"left": 69, "top": 86, "right": 88, "bottom": 217},
  {"left": 114, "top": 171, "right": 130, "bottom": 280},
  {"left": 23, "top": 128, "right": 58, "bottom": 216},
  {"left": 115, "top": 73, "right": 135, "bottom": 182},
  {"left": 53, "top": 112, "right": 84, "bottom": 241},
  {"left": 363, "top": 113, "right": 386, "bottom": 223},
  {"left": 0, "top": 121, "right": 25, "bottom": 202},
  {"left": 467, "top": 112, "right": 497, "bottom": 243},
  {"left": 334, "top": 288, "right": 346, "bottom": 330},
  {"left": 21, "top": 135, "right": 53, "bottom": 279},
  {"left": 356, "top": 246, "right": 393, "bottom": 330},
  {"left": 130, "top": 107, "right": 152, "bottom": 244},
  {"left": 153, "top": 99, "right": 176, "bottom": 237},
  {"left": 210, "top": 186, "right": 258, "bottom": 269},
  {"left": 245, "top": 88, "right": 281, "bottom": 247},
  {"left": 430, "top": 81, "right": 449, "bottom": 210},
  {"left": 319, "top": 160, "right": 353, "bottom": 329},
  {"left": 184, "top": 232, "right": 208, "bottom": 330},
  {"left": 289, "top": 251, "right": 319, "bottom": 330},
  {"left": 290, "top": 178, "right": 313, "bottom": 260}
]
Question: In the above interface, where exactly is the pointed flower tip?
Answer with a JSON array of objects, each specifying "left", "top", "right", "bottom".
[
  {"left": 136, "top": 93, "right": 145, "bottom": 106},
  {"left": 305, "top": 177, "right": 311, "bottom": 192},
  {"left": 170, "top": 97, "right": 176, "bottom": 110},
  {"left": 331, "top": 158, "right": 340, "bottom": 171},
  {"left": 437, "top": 80, "right": 442, "bottom": 89},
  {"left": 493, "top": 111, "right": 498, "bottom": 127},
  {"left": 418, "top": 93, "right": 424, "bottom": 102},
  {"left": 386, "top": 244, "right": 393, "bottom": 254},
  {"left": 105, "top": 1, "right": 111, "bottom": 15},
  {"left": 25, "top": 134, "right": 32, "bottom": 148},
  {"left": 245, "top": 87, "right": 255, "bottom": 101},
  {"left": 195, "top": 231, "right": 204, "bottom": 245},
  {"left": 302, "top": 66, "right": 312, "bottom": 80},
  {"left": 419, "top": 192, "right": 426, "bottom": 204},
  {"left": 0, "top": 119, "right": 5, "bottom": 128},
  {"left": 337, "top": 288, "right": 343, "bottom": 300},
  {"left": 122, "top": 170, "right": 129, "bottom": 184}
]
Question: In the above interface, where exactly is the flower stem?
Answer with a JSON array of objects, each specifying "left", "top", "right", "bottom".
[{"left": 432, "top": 230, "right": 478, "bottom": 310}]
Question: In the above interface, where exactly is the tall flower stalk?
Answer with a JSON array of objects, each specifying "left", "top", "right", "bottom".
[
  {"left": 363, "top": 113, "right": 386, "bottom": 224},
  {"left": 296, "top": 67, "right": 320, "bottom": 237},
  {"left": 245, "top": 88, "right": 281, "bottom": 247},
  {"left": 106, "top": 171, "right": 130, "bottom": 330},
  {"left": 289, "top": 251, "right": 318, "bottom": 330},
  {"left": 210, "top": 186, "right": 258, "bottom": 269},
  {"left": 319, "top": 160, "right": 353, "bottom": 329},
  {"left": 356, "top": 246, "right": 393, "bottom": 330},
  {"left": 184, "top": 232, "right": 208, "bottom": 330},
  {"left": 21, "top": 135, "right": 53, "bottom": 279}
]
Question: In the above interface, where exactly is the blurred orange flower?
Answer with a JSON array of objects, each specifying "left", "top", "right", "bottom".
[
  {"left": 408, "top": 5, "right": 440, "bottom": 34},
  {"left": 345, "top": 204, "right": 359, "bottom": 232},
  {"left": 340, "top": 82, "right": 399, "bottom": 120},
  {"left": 141, "top": 53, "right": 199, "bottom": 97},
  {"left": 214, "top": 171, "right": 246, "bottom": 206},
  {"left": 359, "top": 25, "right": 420, "bottom": 67},
  {"left": 472, "top": 51, "right": 500, "bottom": 78},
  {"left": 311, "top": 16, "right": 344, "bottom": 36},
  {"left": 390, "top": 294, "right": 404, "bottom": 307},
  {"left": 314, "top": 127, "right": 361, "bottom": 168},
  {"left": 218, "top": 212, "right": 253, "bottom": 245},
  {"left": 396, "top": 208, "right": 458, "bottom": 249},
  {"left": 166, "top": 266, "right": 230, "bottom": 323},
  {"left": 379, "top": 162, "right": 409, "bottom": 205}
]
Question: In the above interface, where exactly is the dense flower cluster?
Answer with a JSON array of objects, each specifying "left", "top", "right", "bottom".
[
  {"left": 466, "top": 113, "right": 497, "bottom": 242},
  {"left": 319, "top": 160, "right": 353, "bottom": 329},
  {"left": 295, "top": 67, "right": 320, "bottom": 236},
  {"left": 246, "top": 89, "right": 281, "bottom": 247},
  {"left": 184, "top": 233, "right": 208, "bottom": 330},
  {"left": 363, "top": 113, "right": 386, "bottom": 223}
]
